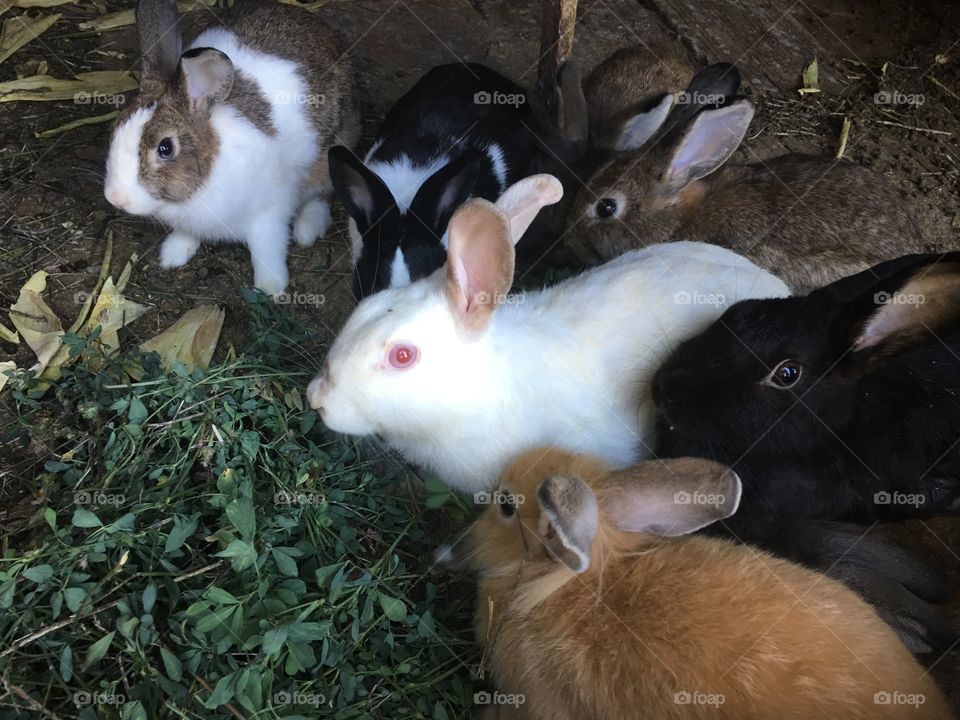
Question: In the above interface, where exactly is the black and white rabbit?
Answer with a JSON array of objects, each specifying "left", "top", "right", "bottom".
[
  {"left": 328, "top": 63, "right": 573, "bottom": 300},
  {"left": 653, "top": 251, "right": 960, "bottom": 521}
]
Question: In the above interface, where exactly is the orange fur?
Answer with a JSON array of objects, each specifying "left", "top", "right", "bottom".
[{"left": 469, "top": 448, "right": 953, "bottom": 720}]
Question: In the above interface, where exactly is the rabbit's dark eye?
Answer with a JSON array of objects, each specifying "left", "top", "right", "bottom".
[
  {"left": 157, "top": 138, "right": 175, "bottom": 159},
  {"left": 499, "top": 496, "right": 516, "bottom": 518},
  {"left": 768, "top": 360, "right": 803, "bottom": 388},
  {"left": 595, "top": 198, "right": 618, "bottom": 219}
]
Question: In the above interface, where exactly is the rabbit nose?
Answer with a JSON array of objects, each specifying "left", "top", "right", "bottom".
[
  {"left": 306, "top": 374, "right": 327, "bottom": 411},
  {"left": 105, "top": 186, "right": 128, "bottom": 209}
]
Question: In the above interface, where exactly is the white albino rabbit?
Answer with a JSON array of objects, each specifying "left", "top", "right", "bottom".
[
  {"left": 307, "top": 175, "right": 789, "bottom": 493},
  {"left": 103, "top": 0, "right": 358, "bottom": 294}
]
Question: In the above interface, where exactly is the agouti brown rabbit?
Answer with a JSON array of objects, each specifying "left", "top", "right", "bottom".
[
  {"left": 463, "top": 448, "right": 953, "bottom": 720},
  {"left": 564, "top": 95, "right": 925, "bottom": 292}
]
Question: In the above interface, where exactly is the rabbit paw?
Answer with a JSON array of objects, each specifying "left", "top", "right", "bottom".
[
  {"left": 159, "top": 232, "right": 201, "bottom": 269},
  {"left": 248, "top": 225, "right": 289, "bottom": 295},
  {"left": 293, "top": 198, "right": 332, "bottom": 247}
]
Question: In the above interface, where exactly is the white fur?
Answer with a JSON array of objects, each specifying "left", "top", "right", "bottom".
[
  {"left": 103, "top": 27, "right": 326, "bottom": 293},
  {"left": 311, "top": 241, "right": 790, "bottom": 493},
  {"left": 366, "top": 154, "right": 449, "bottom": 213},
  {"left": 294, "top": 198, "right": 331, "bottom": 247},
  {"left": 485, "top": 143, "right": 508, "bottom": 193},
  {"left": 389, "top": 251, "right": 411, "bottom": 287},
  {"left": 159, "top": 231, "right": 201, "bottom": 268}
]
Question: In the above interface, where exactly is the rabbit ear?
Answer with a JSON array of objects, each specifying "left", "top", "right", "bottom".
[
  {"left": 557, "top": 61, "right": 589, "bottom": 152},
  {"left": 661, "top": 99, "right": 754, "bottom": 190},
  {"left": 445, "top": 199, "right": 515, "bottom": 333},
  {"left": 136, "top": 0, "right": 182, "bottom": 84},
  {"left": 328, "top": 146, "right": 395, "bottom": 230},
  {"left": 409, "top": 149, "right": 485, "bottom": 237},
  {"left": 615, "top": 94, "right": 675, "bottom": 152},
  {"left": 599, "top": 459, "right": 741, "bottom": 537},
  {"left": 494, "top": 174, "right": 564, "bottom": 243},
  {"left": 537, "top": 474, "right": 599, "bottom": 573},
  {"left": 834, "top": 254, "right": 960, "bottom": 360},
  {"left": 178, "top": 48, "right": 235, "bottom": 116}
]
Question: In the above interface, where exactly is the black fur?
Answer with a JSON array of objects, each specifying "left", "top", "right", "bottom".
[
  {"left": 329, "top": 63, "right": 573, "bottom": 300},
  {"left": 653, "top": 251, "right": 960, "bottom": 521}
]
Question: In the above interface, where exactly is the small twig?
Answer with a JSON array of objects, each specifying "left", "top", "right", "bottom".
[
  {"left": 0, "top": 599, "right": 122, "bottom": 659},
  {"left": 1, "top": 673, "right": 64, "bottom": 720},
  {"left": 173, "top": 561, "right": 222, "bottom": 583},
  {"left": 191, "top": 674, "right": 247, "bottom": 720},
  {"left": 876, "top": 119, "right": 952, "bottom": 136}
]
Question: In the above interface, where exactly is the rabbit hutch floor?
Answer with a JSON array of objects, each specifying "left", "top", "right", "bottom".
[{"left": 1, "top": 0, "right": 959, "bottom": 710}]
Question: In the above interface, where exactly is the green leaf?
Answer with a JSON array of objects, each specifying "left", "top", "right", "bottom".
[
  {"left": 63, "top": 587, "right": 86, "bottom": 612},
  {"left": 22, "top": 564, "right": 55, "bottom": 584},
  {"left": 160, "top": 646, "right": 183, "bottom": 682},
  {"left": 142, "top": 583, "right": 157, "bottom": 613},
  {"left": 196, "top": 605, "right": 235, "bottom": 634},
  {"left": 43, "top": 507, "right": 57, "bottom": 530},
  {"left": 262, "top": 627, "right": 288, "bottom": 656},
  {"left": 71, "top": 508, "right": 102, "bottom": 528},
  {"left": 205, "top": 587, "right": 239, "bottom": 605},
  {"left": 59, "top": 645, "right": 73, "bottom": 683},
  {"left": 122, "top": 700, "right": 148, "bottom": 720},
  {"left": 128, "top": 397, "right": 149, "bottom": 424},
  {"left": 214, "top": 540, "right": 258, "bottom": 571},
  {"left": 272, "top": 549, "right": 298, "bottom": 577},
  {"left": 226, "top": 498, "right": 256, "bottom": 541},
  {"left": 205, "top": 672, "right": 237, "bottom": 708},
  {"left": 163, "top": 514, "right": 198, "bottom": 555},
  {"left": 0, "top": 580, "right": 14, "bottom": 609},
  {"left": 82, "top": 631, "right": 115, "bottom": 670},
  {"left": 424, "top": 493, "right": 449, "bottom": 510},
  {"left": 379, "top": 594, "right": 407, "bottom": 622}
]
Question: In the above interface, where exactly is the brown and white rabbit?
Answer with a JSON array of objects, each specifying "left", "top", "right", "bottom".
[
  {"left": 559, "top": 44, "right": 694, "bottom": 153},
  {"left": 104, "top": 0, "right": 358, "bottom": 294},
  {"left": 564, "top": 91, "right": 925, "bottom": 293},
  {"left": 463, "top": 448, "right": 953, "bottom": 720}
]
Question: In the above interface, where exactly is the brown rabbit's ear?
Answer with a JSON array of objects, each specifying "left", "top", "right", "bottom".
[
  {"left": 445, "top": 199, "right": 514, "bottom": 334},
  {"left": 836, "top": 253, "right": 960, "bottom": 364},
  {"left": 537, "top": 474, "right": 599, "bottom": 573},
  {"left": 557, "top": 61, "right": 589, "bottom": 153},
  {"left": 177, "top": 48, "right": 235, "bottom": 116},
  {"left": 660, "top": 99, "right": 753, "bottom": 191},
  {"left": 614, "top": 94, "right": 675, "bottom": 152},
  {"left": 136, "top": 0, "right": 182, "bottom": 85},
  {"left": 600, "top": 458, "right": 741, "bottom": 537}
]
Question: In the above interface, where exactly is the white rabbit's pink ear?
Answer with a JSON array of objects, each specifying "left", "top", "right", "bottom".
[
  {"left": 662, "top": 100, "right": 754, "bottom": 190},
  {"left": 445, "top": 199, "right": 514, "bottom": 333},
  {"left": 494, "top": 174, "right": 563, "bottom": 244},
  {"left": 178, "top": 48, "right": 235, "bottom": 115},
  {"left": 599, "top": 459, "right": 741, "bottom": 537}
]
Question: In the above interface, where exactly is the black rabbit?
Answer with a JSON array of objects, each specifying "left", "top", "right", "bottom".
[{"left": 653, "top": 251, "right": 960, "bottom": 521}]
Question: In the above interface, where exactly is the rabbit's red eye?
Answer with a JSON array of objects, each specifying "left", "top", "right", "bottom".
[
  {"left": 595, "top": 198, "right": 618, "bottom": 218},
  {"left": 388, "top": 344, "right": 419, "bottom": 370},
  {"left": 768, "top": 360, "right": 802, "bottom": 388},
  {"left": 157, "top": 138, "right": 175, "bottom": 159}
]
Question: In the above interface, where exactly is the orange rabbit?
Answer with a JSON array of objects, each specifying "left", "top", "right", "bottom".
[{"left": 463, "top": 448, "right": 953, "bottom": 720}]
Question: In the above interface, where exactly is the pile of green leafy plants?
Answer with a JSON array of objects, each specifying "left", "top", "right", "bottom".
[{"left": 0, "top": 292, "right": 478, "bottom": 719}]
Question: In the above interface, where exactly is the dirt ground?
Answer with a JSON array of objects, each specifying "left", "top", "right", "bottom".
[{"left": 1, "top": 0, "right": 959, "bottom": 711}]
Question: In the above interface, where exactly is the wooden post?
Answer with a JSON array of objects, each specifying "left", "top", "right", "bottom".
[{"left": 538, "top": 0, "right": 578, "bottom": 120}]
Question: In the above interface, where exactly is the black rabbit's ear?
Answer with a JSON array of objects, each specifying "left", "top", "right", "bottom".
[
  {"left": 328, "top": 146, "right": 395, "bottom": 230},
  {"left": 827, "top": 253, "right": 960, "bottom": 366}
]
